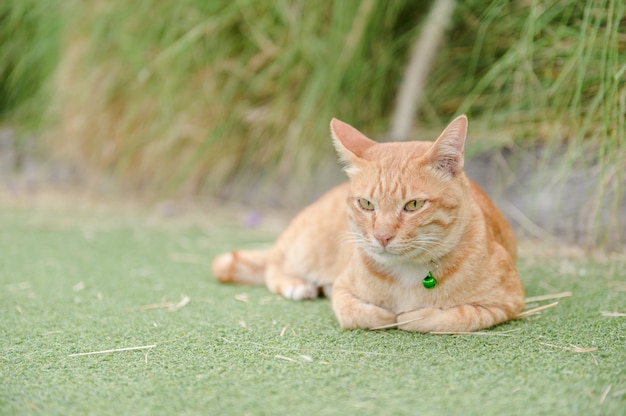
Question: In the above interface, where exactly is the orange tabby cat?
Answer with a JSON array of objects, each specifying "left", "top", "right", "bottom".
[{"left": 212, "top": 115, "right": 525, "bottom": 332}]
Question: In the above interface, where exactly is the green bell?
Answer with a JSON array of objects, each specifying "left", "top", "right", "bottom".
[{"left": 422, "top": 271, "right": 437, "bottom": 289}]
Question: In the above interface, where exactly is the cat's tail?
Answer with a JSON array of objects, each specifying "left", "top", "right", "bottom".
[{"left": 211, "top": 250, "right": 269, "bottom": 285}]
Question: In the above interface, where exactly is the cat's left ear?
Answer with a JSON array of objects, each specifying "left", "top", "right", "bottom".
[
  {"left": 424, "top": 114, "right": 467, "bottom": 177},
  {"left": 330, "top": 118, "right": 377, "bottom": 174}
]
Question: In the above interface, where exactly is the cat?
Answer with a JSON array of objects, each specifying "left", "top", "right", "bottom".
[{"left": 212, "top": 115, "right": 525, "bottom": 332}]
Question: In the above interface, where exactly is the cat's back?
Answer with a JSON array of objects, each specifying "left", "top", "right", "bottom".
[
  {"left": 276, "top": 182, "right": 351, "bottom": 247},
  {"left": 293, "top": 182, "right": 350, "bottom": 229},
  {"left": 271, "top": 182, "right": 352, "bottom": 284},
  {"left": 468, "top": 179, "right": 517, "bottom": 261}
]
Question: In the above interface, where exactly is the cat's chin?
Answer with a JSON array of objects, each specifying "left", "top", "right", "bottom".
[
  {"left": 365, "top": 247, "right": 434, "bottom": 267},
  {"left": 369, "top": 250, "right": 415, "bottom": 265}
]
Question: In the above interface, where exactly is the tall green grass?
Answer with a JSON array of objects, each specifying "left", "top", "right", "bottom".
[
  {"left": 0, "top": 0, "right": 62, "bottom": 124},
  {"left": 47, "top": 0, "right": 429, "bottom": 195},
  {"left": 426, "top": 0, "right": 625, "bottom": 247},
  {"left": 0, "top": 0, "right": 624, "bottom": 244}
]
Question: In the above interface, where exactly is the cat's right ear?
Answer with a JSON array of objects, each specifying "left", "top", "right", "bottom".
[{"left": 330, "top": 118, "right": 377, "bottom": 175}]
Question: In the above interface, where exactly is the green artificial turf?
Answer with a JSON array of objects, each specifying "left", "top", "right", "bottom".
[{"left": 1, "top": 205, "right": 625, "bottom": 415}]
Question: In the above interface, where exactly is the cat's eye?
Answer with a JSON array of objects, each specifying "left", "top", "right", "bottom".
[
  {"left": 404, "top": 200, "right": 425, "bottom": 211},
  {"left": 358, "top": 198, "right": 375, "bottom": 211}
]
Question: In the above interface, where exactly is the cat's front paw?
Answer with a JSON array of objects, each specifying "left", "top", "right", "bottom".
[
  {"left": 334, "top": 302, "right": 396, "bottom": 330},
  {"left": 331, "top": 283, "right": 396, "bottom": 330},
  {"left": 396, "top": 308, "right": 443, "bottom": 333},
  {"left": 398, "top": 304, "right": 514, "bottom": 332}
]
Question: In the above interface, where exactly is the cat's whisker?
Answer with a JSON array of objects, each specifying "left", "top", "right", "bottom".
[
  {"left": 337, "top": 232, "right": 363, "bottom": 247},
  {"left": 411, "top": 240, "right": 446, "bottom": 250},
  {"left": 410, "top": 247, "right": 441, "bottom": 259},
  {"left": 408, "top": 238, "right": 447, "bottom": 250},
  {"left": 418, "top": 241, "right": 454, "bottom": 250},
  {"left": 338, "top": 237, "right": 361, "bottom": 246},
  {"left": 406, "top": 240, "right": 456, "bottom": 260},
  {"left": 411, "top": 236, "right": 454, "bottom": 250}
]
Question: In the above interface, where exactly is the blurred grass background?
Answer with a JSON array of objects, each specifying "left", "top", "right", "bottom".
[{"left": 0, "top": 0, "right": 624, "bottom": 243}]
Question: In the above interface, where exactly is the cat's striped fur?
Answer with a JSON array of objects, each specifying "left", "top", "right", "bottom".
[{"left": 212, "top": 115, "right": 525, "bottom": 332}]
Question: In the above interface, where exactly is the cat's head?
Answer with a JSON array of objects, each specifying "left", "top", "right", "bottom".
[{"left": 330, "top": 115, "right": 470, "bottom": 265}]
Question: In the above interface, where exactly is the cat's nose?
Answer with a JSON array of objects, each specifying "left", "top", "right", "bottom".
[{"left": 375, "top": 233, "right": 394, "bottom": 247}]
